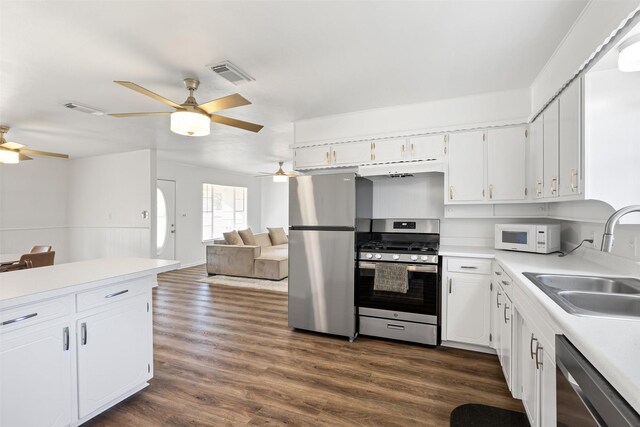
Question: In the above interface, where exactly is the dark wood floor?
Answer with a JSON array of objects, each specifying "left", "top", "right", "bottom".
[{"left": 85, "top": 265, "right": 523, "bottom": 426}]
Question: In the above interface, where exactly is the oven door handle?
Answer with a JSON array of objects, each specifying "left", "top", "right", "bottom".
[{"left": 358, "top": 262, "right": 438, "bottom": 273}]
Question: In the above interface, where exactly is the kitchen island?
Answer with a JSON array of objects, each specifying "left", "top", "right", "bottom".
[{"left": 0, "top": 257, "right": 179, "bottom": 427}]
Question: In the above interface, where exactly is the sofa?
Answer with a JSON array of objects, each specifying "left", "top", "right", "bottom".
[{"left": 206, "top": 230, "right": 288, "bottom": 280}]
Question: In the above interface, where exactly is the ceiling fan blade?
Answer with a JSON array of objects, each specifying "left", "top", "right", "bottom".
[
  {"left": 19, "top": 148, "right": 69, "bottom": 159},
  {"left": 19, "top": 153, "right": 33, "bottom": 161},
  {"left": 211, "top": 115, "right": 263, "bottom": 133},
  {"left": 109, "top": 112, "right": 173, "bottom": 118},
  {"left": 0, "top": 141, "right": 25, "bottom": 150},
  {"left": 114, "top": 81, "right": 182, "bottom": 109},
  {"left": 197, "top": 93, "right": 251, "bottom": 114}
]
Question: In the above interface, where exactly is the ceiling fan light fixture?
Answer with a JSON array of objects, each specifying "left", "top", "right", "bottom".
[
  {"left": 170, "top": 111, "right": 210, "bottom": 136},
  {"left": 0, "top": 149, "right": 19, "bottom": 164},
  {"left": 273, "top": 175, "right": 288, "bottom": 183},
  {"left": 618, "top": 34, "right": 640, "bottom": 72}
]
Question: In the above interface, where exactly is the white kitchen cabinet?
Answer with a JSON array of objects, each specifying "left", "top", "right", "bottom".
[
  {"left": 0, "top": 320, "right": 72, "bottom": 427},
  {"left": 543, "top": 99, "right": 559, "bottom": 198},
  {"left": 372, "top": 138, "right": 407, "bottom": 163},
  {"left": 497, "top": 283, "right": 514, "bottom": 393},
  {"left": 331, "top": 141, "right": 373, "bottom": 166},
  {"left": 294, "top": 145, "right": 331, "bottom": 169},
  {"left": 445, "top": 275, "right": 491, "bottom": 346},
  {"left": 529, "top": 116, "right": 544, "bottom": 199},
  {"left": 487, "top": 126, "right": 527, "bottom": 201},
  {"left": 559, "top": 78, "right": 582, "bottom": 197},
  {"left": 448, "top": 130, "right": 486, "bottom": 202},
  {"left": 540, "top": 350, "right": 556, "bottom": 427},
  {"left": 407, "top": 134, "right": 447, "bottom": 161},
  {"left": 77, "top": 293, "right": 153, "bottom": 418}
]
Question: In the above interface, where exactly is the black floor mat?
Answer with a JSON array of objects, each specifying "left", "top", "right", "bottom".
[{"left": 450, "top": 403, "right": 529, "bottom": 427}]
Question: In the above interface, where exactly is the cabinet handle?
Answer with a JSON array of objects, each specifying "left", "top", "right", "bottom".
[
  {"left": 448, "top": 278, "right": 452, "bottom": 294},
  {"left": 333, "top": 151, "right": 337, "bottom": 163},
  {"left": 501, "top": 280, "right": 510, "bottom": 287},
  {"left": 495, "top": 271, "right": 502, "bottom": 276},
  {"left": 411, "top": 143, "right": 414, "bottom": 157},
  {"left": 460, "top": 266, "right": 477, "bottom": 270},
  {"left": 1, "top": 312, "right": 37, "bottom": 326},
  {"left": 551, "top": 177, "right": 558, "bottom": 195},
  {"left": 63, "top": 327, "right": 70, "bottom": 351},
  {"left": 401, "top": 144, "right": 405, "bottom": 157},
  {"left": 535, "top": 343, "right": 543, "bottom": 369},
  {"left": 325, "top": 151, "right": 330, "bottom": 164},
  {"left": 570, "top": 169, "right": 578, "bottom": 192},
  {"left": 536, "top": 180, "right": 542, "bottom": 197},
  {"left": 503, "top": 304, "right": 509, "bottom": 323},
  {"left": 444, "top": 135, "right": 447, "bottom": 155},
  {"left": 81, "top": 322, "right": 88, "bottom": 345},
  {"left": 530, "top": 333, "right": 538, "bottom": 360},
  {"left": 489, "top": 184, "right": 493, "bottom": 199},
  {"left": 449, "top": 186, "right": 454, "bottom": 200},
  {"left": 387, "top": 324, "right": 405, "bottom": 331},
  {"left": 496, "top": 291, "right": 502, "bottom": 308},
  {"left": 105, "top": 289, "right": 128, "bottom": 299}
]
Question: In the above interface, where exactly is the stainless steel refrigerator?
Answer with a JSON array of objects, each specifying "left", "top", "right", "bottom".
[{"left": 288, "top": 173, "right": 372, "bottom": 339}]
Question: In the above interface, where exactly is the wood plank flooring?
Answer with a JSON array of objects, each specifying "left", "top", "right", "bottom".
[{"left": 85, "top": 265, "right": 523, "bottom": 426}]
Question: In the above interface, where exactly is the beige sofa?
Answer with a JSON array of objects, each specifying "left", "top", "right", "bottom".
[{"left": 206, "top": 232, "right": 288, "bottom": 280}]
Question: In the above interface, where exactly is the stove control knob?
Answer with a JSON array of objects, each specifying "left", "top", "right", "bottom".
[
  {"left": 366, "top": 253, "right": 373, "bottom": 259},
  {"left": 421, "top": 256, "right": 429, "bottom": 261},
  {"left": 410, "top": 255, "right": 418, "bottom": 261},
  {"left": 392, "top": 254, "right": 400, "bottom": 260},
  {"left": 375, "top": 254, "right": 382, "bottom": 259}
]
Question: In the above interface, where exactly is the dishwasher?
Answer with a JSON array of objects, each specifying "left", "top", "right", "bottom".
[{"left": 556, "top": 336, "right": 640, "bottom": 426}]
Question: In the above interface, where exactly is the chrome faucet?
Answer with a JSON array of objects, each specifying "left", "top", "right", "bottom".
[{"left": 601, "top": 205, "right": 640, "bottom": 252}]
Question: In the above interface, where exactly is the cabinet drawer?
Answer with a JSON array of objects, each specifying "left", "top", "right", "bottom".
[
  {"left": 447, "top": 258, "right": 492, "bottom": 275},
  {"left": 493, "top": 263, "right": 513, "bottom": 288},
  {"left": 359, "top": 316, "right": 436, "bottom": 345},
  {"left": 77, "top": 277, "right": 152, "bottom": 312},
  {"left": 0, "top": 297, "right": 72, "bottom": 332}
]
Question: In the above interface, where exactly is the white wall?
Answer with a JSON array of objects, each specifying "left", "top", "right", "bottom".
[
  {"left": 0, "top": 158, "right": 70, "bottom": 262},
  {"left": 67, "top": 150, "right": 153, "bottom": 261},
  {"left": 294, "top": 88, "right": 531, "bottom": 146},
  {"left": 156, "top": 159, "right": 263, "bottom": 268},
  {"left": 260, "top": 178, "right": 289, "bottom": 230}
]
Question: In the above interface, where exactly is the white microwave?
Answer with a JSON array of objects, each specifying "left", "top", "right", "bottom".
[{"left": 495, "top": 224, "right": 561, "bottom": 254}]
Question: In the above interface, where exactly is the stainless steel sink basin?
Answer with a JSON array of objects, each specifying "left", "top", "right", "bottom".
[{"left": 523, "top": 272, "right": 640, "bottom": 319}]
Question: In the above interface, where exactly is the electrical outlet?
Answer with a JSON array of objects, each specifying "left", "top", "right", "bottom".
[{"left": 589, "top": 231, "right": 596, "bottom": 247}]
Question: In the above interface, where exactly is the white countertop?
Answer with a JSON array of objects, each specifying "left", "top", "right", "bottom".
[
  {"left": 441, "top": 245, "right": 640, "bottom": 413},
  {"left": 0, "top": 257, "right": 180, "bottom": 307}
]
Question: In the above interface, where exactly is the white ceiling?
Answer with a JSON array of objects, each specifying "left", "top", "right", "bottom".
[{"left": 0, "top": 0, "right": 588, "bottom": 174}]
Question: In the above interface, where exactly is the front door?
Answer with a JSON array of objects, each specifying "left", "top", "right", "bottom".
[{"left": 157, "top": 179, "right": 176, "bottom": 260}]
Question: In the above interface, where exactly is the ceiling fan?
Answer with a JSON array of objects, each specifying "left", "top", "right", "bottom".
[
  {"left": 109, "top": 78, "right": 263, "bottom": 136},
  {"left": 256, "top": 162, "right": 299, "bottom": 182},
  {"left": 0, "top": 126, "right": 69, "bottom": 164}
]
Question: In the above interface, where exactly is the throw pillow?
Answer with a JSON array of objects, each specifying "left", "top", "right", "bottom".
[
  {"left": 238, "top": 228, "right": 256, "bottom": 245},
  {"left": 268, "top": 227, "right": 288, "bottom": 245},
  {"left": 223, "top": 230, "right": 244, "bottom": 246}
]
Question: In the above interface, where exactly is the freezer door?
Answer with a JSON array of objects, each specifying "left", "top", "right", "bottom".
[
  {"left": 289, "top": 173, "right": 356, "bottom": 227},
  {"left": 288, "top": 229, "right": 356, "bottom": 337}
]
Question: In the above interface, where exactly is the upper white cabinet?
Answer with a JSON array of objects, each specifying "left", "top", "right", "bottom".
[
  {"left": 543, "top": 99, "right": 560, "bottom": 198},
  {"left": 558, "top": 79, "right": 582, "bottom": 197},
  {"left": 294, "top": 145, "right": 331, "bottom": 169},
  {"left": 448, "top": 130, "right": 486, "bottom": 202},
  {"left": 332, "top": 141, "right": 373, "bottom": 166},
  {"left": 372, "top": 138, "right": 407, "bottom": 163},
  {"left": 487, "top": 127, "right": 527, "bottom": 201},
  {"left": 408, "top": 134, "right": 447, "bottom": 161},
  {"left": 529, "top": 117, "right": 544, "bottom": 199}
]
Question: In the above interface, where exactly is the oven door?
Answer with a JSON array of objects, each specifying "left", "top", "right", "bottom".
[{"left": 357, "top": 261, "right": 438, "bottom": 317}]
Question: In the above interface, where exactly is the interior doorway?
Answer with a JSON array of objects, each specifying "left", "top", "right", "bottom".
[{"left": 157, "top": 179, "right": 176, "bottom": 260}]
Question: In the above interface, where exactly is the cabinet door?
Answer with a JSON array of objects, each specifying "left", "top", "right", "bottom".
[
  {"left": 408, "top": 134, "right": 447, "bottom": 161},
  {"left": 77, "top": 295, "right": 152, "bottom": 418},
  {"left": 448, "top": 131, "right": 486, "bottom": 202},
  {"left": 490, "top": 280, "right": 500, "bottom": 350},
  {"left": 446, "top": 275, "right": 491, "bottom": 346},
  {"left": 487, "top": 126, "right": 527, "bottom": 201},
  {"left": 372, "top": 138, "right": 407, "bottom": 163},
  {"left": 543, "top": 100, "right": 559, "bottom": 198},
  {"left": 539, "top": 349, "right": 556, "bottom": 427},
  {"left": 499, "top": 291, "right": 513, "bottom": 390},
  {"left": 294, "top": 146, "right": 331, "bottom": 169},
  {"left": 530, "top": 116, "right": 544, "bottom": 199},
  {"left": 0, "top": 322, "right": 72, "bottom": 427},
  {"left": 520, "top": 318, "right": 539, "bottom": 427},
  {"left": 559, "top": 78, "right": 582, "bottom": 197},
  {"left": 332, "top": 141, "right": 373, "bottom": 166}
]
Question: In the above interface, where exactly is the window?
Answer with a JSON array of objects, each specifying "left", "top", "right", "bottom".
[{"left": 202, "top": 184, "right": 247, "bottom": 241}]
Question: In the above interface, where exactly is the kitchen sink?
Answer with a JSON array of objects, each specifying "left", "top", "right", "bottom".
[{"left": 523, "top": 272, "right": 640, "bottom": 319}]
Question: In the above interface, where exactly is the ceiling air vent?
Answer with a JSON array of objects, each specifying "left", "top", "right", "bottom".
[
  {"left": 208, "top": 61, "right": 255, "bottom": 85},
  {"left": 63, "top": 102, "right": 105, "bottom": 116}
]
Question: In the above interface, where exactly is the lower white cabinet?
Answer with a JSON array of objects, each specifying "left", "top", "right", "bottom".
[
  {"left": 0, "top": 320, "right": 73, "bottom": 427},
  {"left": 496, "top": 284, "right": 514, "bottom": 392},
  {"left": 77, "top": 294, "right": 152, "bottom": 418},
  {"left": 442, "top": 257, "right": 491, "bottom": 347}
]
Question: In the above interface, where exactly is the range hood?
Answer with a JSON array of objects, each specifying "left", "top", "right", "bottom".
[{"left": 358, "top": 160, "right": 445, "bottom": 178}]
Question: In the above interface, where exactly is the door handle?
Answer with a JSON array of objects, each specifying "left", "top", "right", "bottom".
[
  {"left": 105, "top": 289, "right": 129, "bottom": 299},
  {"left": 63, "top": 327, "right": 70, "bottom": 351},
  {"left": 449, "top": 186, "right": 454, "bottom": 200},
  {"left": 535, "top": 343, "right": 543, "bottom": 369},
  {"left": 387, "top": 324, "right": 405, "bottom": 331},
  {"left": 496, "top": 291, "right": 502, "bottom": 308},
  {"left": 570, "top": 169, "right": 578, "bottom": 192},
  {"left": 460, "top": 266, "right": 477, "bottom": 270},
  {"left": 530, "top": 333, "right": 537, "bottom": 360},
  {"left": 448, "top": 278, "right": 452, "bottom": 294},
  {"left": 503, "top": 304, "right": 509, "bottom": 323},
  {"left": 489, "top": 184, "right": 493, "bottom": 199},
  {"left": 81, "top": 322, "right": 88, "bottom": 345},
  {"left": 1, "top": 312, "right": 37, "bottom": 326}
]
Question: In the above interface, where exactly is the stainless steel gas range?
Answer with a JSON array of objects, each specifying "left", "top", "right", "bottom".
[{"left": 356, "top": 219, "right": 440, "bottom": 346}]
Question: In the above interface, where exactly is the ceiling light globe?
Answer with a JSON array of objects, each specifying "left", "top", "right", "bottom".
[
  {"left": 170, "top": 111, "right": 210, "bottom": 136},
  {"left": 618, "top": 35, "right": 640, "bottom": 72},
  {"left": 273, "top": 175, "right": 288, "bottom": 183},
  {"left": 0, "top": 150, "right": 19, "bottom": 164}
]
